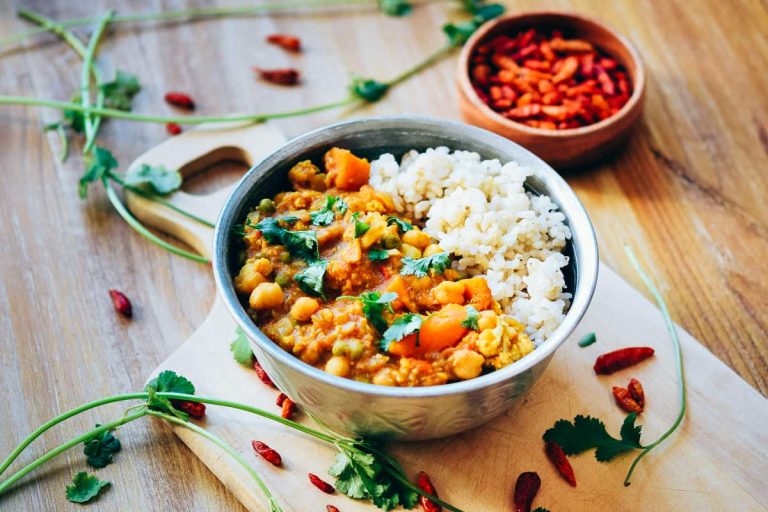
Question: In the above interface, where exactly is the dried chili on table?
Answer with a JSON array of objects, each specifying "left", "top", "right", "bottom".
[
  {"left": 252, "top": 440, "right": 282, "bottom": 466},
  {"left": 326, "top": 506, "right": 340, "bottom": 512},
  {"left": 253, "top": 360, "right": 276, "bottom": 388},
  {"left": 275, "top": 392, "right": 287, "bottom": 406},
  {"left": 308, "top": 473, "right": 335, "bottom": 494},
  {"left": 163, "top": 91, "right": 195, "bottom": 110},
  {"left": 594, "top": 347, "right": 655, "bottom": 374},
  {"left": 254, "top": 67, "right": 300, "bottom": 86},
  {"left": 513, "top": 471, "right": 541, "bottom": 512},
  {"left": 416, "top": 471, "right": 442, "bottom": 512},
  {"left": 612, "top": 385, "right": 643, "bottom": 413},
  {"left": 171, "top": 400, "right": 206, "bottom": 418},
  {"left": 108, "top": 289, "right": 132, "bottom": 318},
  {"left": 281, "top": 397, "right": 296, "bottom": 419},
  {"left": 628, "top": 378, "right": 645, "bottom": 406},
  {"left": 166, "top": 122, "right": 182, "bottom": 135},
  {"left": 266, "top": 34, "right": 301, "bottom": 52},
  {"left": 544, "top": 441, "right": 576, "bottom": 487}
]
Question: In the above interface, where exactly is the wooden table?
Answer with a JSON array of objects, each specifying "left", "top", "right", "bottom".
[{"left": 1, "top": 1, "right": 765, "bottom": 510}]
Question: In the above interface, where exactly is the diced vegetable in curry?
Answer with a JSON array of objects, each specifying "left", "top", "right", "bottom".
[{"left": 233, "top": 147, "right": 534, "bottom": 386}]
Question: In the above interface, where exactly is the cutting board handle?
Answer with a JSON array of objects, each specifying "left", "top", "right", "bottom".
[{"left": 124, "top": 122, "right": 287, "bottom": 259}]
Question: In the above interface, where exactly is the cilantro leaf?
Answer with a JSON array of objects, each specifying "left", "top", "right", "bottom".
[
  {"left": 381, "top": 313, "right": 422, "bottom": 351},
  {"left": 461, "top": 305, "right": 480, "bottom": 330},
  {"left": 386, "top": 216, "right": 413, "bottom": 233},
  {"left": 352, "top": 212, "right": 370, "bottom": 238},
  {"left": 64, "top": 93, "right": 85, "bottom": 133},
  {"left": 400, "top": 252, "right": 450, "bottom": 278},
  {"left": 443, "top": 3, "right": 505, "bottom": 47},
  {"left": 543, "top": 414, "right": 643, "bottom": 462},
  {"left": 295, "top": 259, "right": 328, "bottom": 297},
  {"left": 125, "top": 163, "right": 182, "bottom": 195},
  {"left": 80, "top": 146, "right": 117, "bottom": 198},
  {"left": 311, "top": 195, "right": 346, "bottom": 226},
  {"left": 65, "top": 472, "right": 110, "bottom": 503},
  {"left": 350, "top": 77, "right": 390, "bottom": 103},
  {"left": 339, "top": 291, "right": 396, "bottom": 333},
  {"left": 101, "top": 70, "right": 141, "bottom": 111},
  {"left": 578, "top": 332, "right": 597, "bottom": 347},
  {"left": 254, "top": 218, "right": 319, "bottom": 261},
  {"left": 145, "top": 370, "right": 196, "bottom": 420},
  {"left": 230, "top": 326, "right": 254, "bottom": 366},
  {"left": 368, "top": 249, "right": 390, "bottom": 261},
  {"left": 378, "top": 0, "right": 412, "bottom": 16},
  {"left": 83, "top": 425, "right": 121, "bottom": 468}
]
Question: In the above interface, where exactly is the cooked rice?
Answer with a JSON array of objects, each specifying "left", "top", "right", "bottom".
[{"left": 369, "top": 147, "right": 571, "bottom": 342}]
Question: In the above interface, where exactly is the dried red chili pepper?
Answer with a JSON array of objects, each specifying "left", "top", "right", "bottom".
[
  {"left": 254, "top": 67, "right": 300, "bottom": 86},
  {"left": 166, "top": 122, "right": 182, "bottom": 135},
  {"left": 308, "top": 473, "right": 335, "bottom": 494},
  {"left": 281, "top": 397, "right": 296, "bottom": 419},
  {"left": 513, "top": 471, "right": 541, "bottom": 512},
  {"left": 164, "top": 91, "right": 195, "bottom": 110},
  {"left": 253, "top": 360, "right": 277, "bottom": 388},
  {"left": 544, "top": 442, "right": 576, "bottom": 487},
  {"left": 276, "top": 392, "right": 288, "bottom": 406},
  {"left": 628, "top": 378, "right": 645, "bottom": 407},
  {"left": 326, "top": 506, "right": 340, "bottom": 512},
  {"left": 266, "top": 34, "right": 301, "bottom": 52},
  {"left": 594, "top": 347, "right": 655, "bottom": 374},
  {"left": 416, "top": 471, "right": 442, "bottom": 512},
  {"left": 108, "top": 289, "right": 132, "bottom": 318},
  {"left": 612, "top": 386, "right": 643, "bottom": 413},
  {"left": 252, "top": 440, "right": 282, "bottom": 466},
  {"left": 171, "top": 400, "right": 206, "bottom": 418}
]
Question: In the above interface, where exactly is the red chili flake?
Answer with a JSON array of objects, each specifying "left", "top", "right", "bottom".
[
  {"left": 276, "top": 392, "right": 288, "bottom": 406},
  {"left": 281, "top": 397, "right": 296, "bottom": 420},
  {"left": 254, "top": 67, "right": 300, "bottom": 86},
  {"left": 253, "top": 360, "right": 277, "bottom": 388},
  {"left": 108, "top": 289, "right": 132, "bottom": 318},
  {"left": 266, "top": 34, "right": 301, "bottom": 52},
  {"left": 166, "top": 122, "right": 182, "bottom": 135},
  {"left": 164, "top": 91, "right": 195, "bottom": 110},
  {"left": 544, "top": 442, "right": 576, "bottom": 487},
  {"left": 308, "top": 473, "right": 335, "bottom": 494},
  {"left": 252, "top": 440, "right": 282, "bottom": 466},
  {"left": 628, "top": 378, "right": 645, "bottom": 407},
  {"left": 171, "top": 400, "right": 206, "bottom": 418},
  {"left": 513, "top": 471, "right": 541, "bottom": 512},
  {"left": 612, "top": 386, "right": 643, "bottom": 413},
  {"left": 416, "top": 471, "right": 442, "bottom": 512},
  {"left": 326, "top": 506, "right": 340, "bottom": 512},
  {"left": 594, "top": 347, "right": 655, "bottom": 375}
]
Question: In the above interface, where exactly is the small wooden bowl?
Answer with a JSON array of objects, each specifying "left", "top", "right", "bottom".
[{"left": 456, "top": 11, "right": 646, "bottom": 170}]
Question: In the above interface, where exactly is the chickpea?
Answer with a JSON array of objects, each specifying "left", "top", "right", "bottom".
[
  {"left": 372, "top": 369, "right": 396, "bottom": 386},
  {"left": 477, "top": 310, "right": 498, "bottom": 330},
  {"left": 234, "top": 262, "right": 266, "bottom": 294},
  {"left": 290, "top": 297, "right": 320, "bottom": 322},
  {"left": 325, "top": 356, "right": 351, "bottom": 377},
  {"left": 402, "top": 229, "right": 432, "bottom": 249},
  {"left": 252, "top": 257, "right": 272, "bottom": 276},
  {"left": 381, "top": 233, "right": 401, "bottom": 249},
  {"left": 422, "top": 244, "right": 444, "bottom": 257},
  {"left": 249, "top": 282, "right": 284, "bottom": 309},
  {"left": 401, "top": 243, "right": 422, "bottom": 259},
  {"left": 451, "top": 349, "right": 485, "bottom": 380},
  {"left": 432, "top": 280, "right": 466, "bottom": 305}
]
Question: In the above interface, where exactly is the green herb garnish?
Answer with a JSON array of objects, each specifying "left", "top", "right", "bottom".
[
  {"left": 82, "top": 425, "right": 121, "bottom": 468},
  {"left": 100, "top": 70, "right": 141, "bottom": 111},
  {"left": 381, "top": 313, "right": 422, "bottom": 351},
  {"left": 543, "top": 414, "right": 643, "bottom": 462},
  {"left": 311, "top": 195, "right": 347, "bottom": 226},
  {"left": 295, "top": 259, "right": 328, "bottom": 297},
  {"left": 400, "top": 252, "right": 450, "bottom": 278},
  {"left": 65, "top": 472, "right": 110, "bottom": 503},
  {"left": 144, "top": 370, "right": 196, "bottom": 420},
  {"left": 386, "top": 216, "right": 413, "bottom": 233},
  {"left": 254, "top": 217, "right": 319, "bottom": 261},
  {"left": 368, "top": 249, "right": 390, "bottom": 261},
  {"left": 378, "top": 0, "right": 412, "bottom": 17},
  {"left": 577, "top": 332, "right": 597, "bottom": 347},
  {"left": 338, "top": 291, "right": 396, "bottom": 333},
  {"left": 352, "top": 212, "right": 370, "bottom": 238},
  {"left": 124, "top": 163, "right": 182, "bottom": 195},
  {"left": 79, "top": 146, "right": 117, "bottom": 198},
  {"left": 230, "top": 326, "right": 254, "bottom": 366},
  {"left": 461, "top": 305, "right": 480, "bottom": 330},
  {"left": 350, "top": 77, "right": 390, "bottom": 103}
]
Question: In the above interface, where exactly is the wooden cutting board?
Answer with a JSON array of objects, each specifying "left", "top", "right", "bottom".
[{"left": 130, "top": 123, "right": 768, "bottom": 512}]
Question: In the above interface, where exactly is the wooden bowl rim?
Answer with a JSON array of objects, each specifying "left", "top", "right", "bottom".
[{"left": 456, "top": 10, "right": 646, "bottom": 138}]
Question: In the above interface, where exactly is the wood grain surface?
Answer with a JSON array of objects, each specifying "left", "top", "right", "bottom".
[{"left": 1, "top": 1, "right": 766, "bottom": 510}]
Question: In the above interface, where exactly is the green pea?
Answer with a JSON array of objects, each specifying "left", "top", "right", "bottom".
[
  {"left": 279, "top": 251, "right": 291, "bottom": 263},
  {"left": 275, "top": 272, "right": 291, "bottom": 287},
  {"left": 332, "top": 340, "right": 350, "bottom": 357},
  {"left": 259, "top": 198, "right": 276, "bottom": 214},
  {"left": 381, "top": 234, "right": 401, "bottom": 249},
  {"left": 347, "top": 340, "right": 364, "bottom": 360}
]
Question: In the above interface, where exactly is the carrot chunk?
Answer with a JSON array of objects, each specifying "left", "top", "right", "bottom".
[{"left": 324, "top": 147, "right": 370, "bottom": 191}]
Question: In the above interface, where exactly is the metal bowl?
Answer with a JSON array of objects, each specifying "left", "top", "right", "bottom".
[{"left": 213, "top": 116, "right": 598, "bottom": 440}]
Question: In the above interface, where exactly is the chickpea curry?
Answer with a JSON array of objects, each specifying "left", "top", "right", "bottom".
[{"left": 234, "top": 147, "right": 534, "bottom": 386}]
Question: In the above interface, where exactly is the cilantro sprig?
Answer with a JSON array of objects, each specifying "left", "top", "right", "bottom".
[
  {"left": 352, "top": 212, "right": 371, "bottom": 238},
  {"left": 255, "top": 217, "right": 319, "bottom": 261},
  {"left": 460, "top": 305, "right": 480, "bottom": 330},
  {"left": 295, "top": 259, "right": 329, "bottom": 297},
  {"left": 65, "top": 471, "right": 110, "bottom": 503},
  {"left": 338, "top": 291, "right": 396, "bottom": 333},
  {"left": 310, "top": 195, "right": 348, "bottom": 226},
  {"left": 230, "top": 326, "right": 255, "bottom": 366},
  {"left": 368, "top": 249, "right": 390, "bottom": 261},
  {"left": 400, "top": 252, "right": 450, "bottom": 278},
  {"left": 381, "top": 313, "right": 422, "bottom": 351},
  {"left": 543, "top": 414, "right": 643, "bottom": 462},
  {"left": 83, "top": 426, "right": 121, "bottom": 468},
  {"left": 386, "top": 216, "right": 413, "bottom": 233}
]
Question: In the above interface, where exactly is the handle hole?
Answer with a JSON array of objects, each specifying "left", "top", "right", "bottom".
[{"left": 181, "top": 158, "right": 249, "bottom": 195}]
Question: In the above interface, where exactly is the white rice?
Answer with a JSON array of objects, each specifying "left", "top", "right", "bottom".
[{"left": 369, "top": 147, "right": 571, "bottom": 342}]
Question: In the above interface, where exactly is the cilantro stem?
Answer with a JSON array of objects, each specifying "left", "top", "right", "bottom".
[
  {"left": 102, "top": 177, "right": 211, "bottom": 264},
  {"left": 0, "top": 95, "right": 360, "bottom": 125},
  {"left": 147, "top": 410, "right": 282, "bottom": 512},
  {"left": 79, "top": 11, "right": 114, "bottom": 154},
  {"left": 0, "top": 410, "right": 147, "bottom": 496},
  {"left": 54, "top": 123, "right": 69, "bottom": 162},
  {"left": 622, "top": 246, "right": 687, "bottom": 486}
]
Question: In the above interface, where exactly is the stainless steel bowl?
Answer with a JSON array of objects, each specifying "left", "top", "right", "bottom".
[{"left": 213, "top": 116, "right": 598, "bottom": 440}]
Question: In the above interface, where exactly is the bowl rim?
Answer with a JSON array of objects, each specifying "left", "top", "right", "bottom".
[
  {"left": 212, "top": 115, "right": 599, "bottom": 399},
  {"left": 456, "top": 10, "right": 646, "bottom": 137}
]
